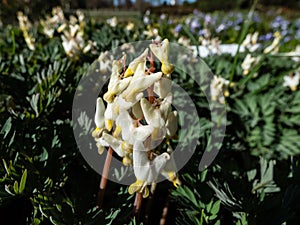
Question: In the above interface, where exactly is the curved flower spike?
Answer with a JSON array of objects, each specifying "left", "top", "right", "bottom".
[
  {"left": 161, "top": 145, "right": 181, "bottom": 187},
  {"left": 92, "top": 97, "right": 106, "bottom": 139},
  {"left": 150, "top": 39, "right": 174, "bottom": 74},
  {"left": 103, "top": 59, "right": 132, "bottom": 103},
  {"left": 124, "top": 48, "right": 149, "bottom": 77},
  {"left": 122, "top": 63, "right": 162, "bottom": 102}
]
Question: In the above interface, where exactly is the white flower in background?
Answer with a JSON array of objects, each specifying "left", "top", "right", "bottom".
[
  {"left": 264, "top": 31, "right": 281, "bottom": 54},
  {"left": 210, "top": 75, "right": 230, "bottom": 104},
  {"left": 178, "top": 36, "right": 191, "bottom": 47},
  {"left": 283, "top": 72, "right": 299, "bottom": 91},
  {"left": 97, "top": 51, "right": 113, "bottom": 73},
  {"left": 143, "top": 26, "right": 161, "bottom": 41},
  {"left": 242, "top": 32, "right": 259, "bottom": 52},
  {"left": 241, "top": 54, "right": 261, "bottom": 75},
  {"left": 17, "top": 11, "right": 35, "bottom": 51},
  {"left": 106, "top": 16, "right": 117, "bottom": 27},
  {"left": 126, "top": 22, "right": 135, "bottom": 31}
]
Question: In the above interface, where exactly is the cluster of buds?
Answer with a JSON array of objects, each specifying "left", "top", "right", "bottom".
[
  {"left": 92, "top": 39, "right": 180, "bottom": 198},
  {"left": 17, "top": 12, "right": 35, "bottom": 51}
]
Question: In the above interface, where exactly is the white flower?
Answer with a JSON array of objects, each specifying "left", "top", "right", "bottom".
[
  {"left": 241, "top": 54, "right": 260, "bottom": 75},
  {"left": 116, "top": 109, "right": 153, "bottom": 147},
  {"left": 107, "top": 17, "right": 117, "bottom": 27},
  {"left": 283, "top": 72, "right": 299, "bottom": 91},
  {"left": 150, "top": 39, "right": 174, "bottom": 74},
  {"left": 128, "top": 151, "right": 170, "bottom": 197},
  {"left": 161, "top": 145, "right": 181, "bottom": 187},
  {"left": 154, "top": 74, "right": 172, "bottom": 99},
  {"left": 242, "top": 32, "right": 259, "bottom": 52},
  {"left": 103, "top": 59, "right": 132, "bottom": 103},
  {"left": 210, "top": 75, "right": 230, "bottom": 104},
  {"left": 264, "top": 31, "right": 281, "bottom": 54},
  {"left": 122, "top": 62, "right": 162, "bottom": 102},
  {"left": 94, "top": 97, "right": 105, "bottom": 129},
  {"left": 124, "top": 48, "right": 149, "bottom": 77}
]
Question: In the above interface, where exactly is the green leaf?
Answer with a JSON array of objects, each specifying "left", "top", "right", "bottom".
[
  {"left": 13, "top": 181, "right": 19, "bottom": 194},
  {"left": 19, "top": 169, "right": 27, "bottom": 193},
  {"left": 210, "top": 200, "right": 221, "bottom": 214},
  {"left": 0, "top": 117, "right": 12, "bottom": 138}
]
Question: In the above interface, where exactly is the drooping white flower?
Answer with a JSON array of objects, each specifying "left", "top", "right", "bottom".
[
  {"left": 150, "top": 39, "right": 174, "bottom": 74},
  {"left": 124, "top": 48, "right": 149, "bottom": 77},
  {"left": 128, "top": 151, "right": 170, "bottom": 197},
  {"left": 242, "top": 32, "right": 259, "bottom": 52},
  {"left": 122, "top": 63, "right": 162, "bottom": 102},
  {"left": 264, "top": 31, "right": 281, "bottom": 54},
  {"left": 161, "top": 145, "right": 181, "bottom": 187},
  {"left": 210, "top": 75, "right": 230, "bottom": 104},
  {"left": 241, "top": 54, "right": 260, "bottom": 75},
  {"left": 103, "top": 59, "right": 132, "bottom": 103}
]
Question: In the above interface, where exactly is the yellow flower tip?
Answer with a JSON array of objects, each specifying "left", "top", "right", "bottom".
[
  {"left": 105, "top": 119, "right": 114, "bottom": 131},
  {"left": 124, "top": 68, "right": 134, "bottom": 78},
  {"left": 224, "top": 90, "right": 230, "bottom": 97},
  {"left": 161, "top": 62, "right": 174, "bottom": 74},
  {"left": 173, "top": 178, "right": 182, "bottom": 188},
  {"left": 142, "top": 186, "right": 149, "bottom": 198},
  {"left": 92, "top": 127, "right": 102, "bottom": 138},
  {"left": 229, "top": 82, "right": 235, "bottom": 88},
  {"left": 121, "top": 141, "right": 133, "bottom": 153},
  {"left": 212, "top": 96, "right": 217, "bottom": 101},
  {"left": 122, "top": 156, "right": 132, "bottom": 166},
  {"left": 96, "top": 142, "right": 105, "bottom": 155},
  {"left": 243, "top": 70, "right": 249, "bottom": 75},
  {"left": 291, "top": 86, "right": 297, "bottom": 91},
  {"left": 128, "top": 180, "right": 144, "bottom": 195},
  {"left": 113, "top": 125, "right": 122, "bottom": 138},
  {"left": 103, "top": 92, "right": 115, "bottom": 103}
]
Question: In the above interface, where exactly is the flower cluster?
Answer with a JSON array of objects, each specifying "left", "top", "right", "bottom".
[
  {"left": 39, "top": 7, "right": 96, "bottom": 57},
  {"left": 92, "top": 39, "right": 180, "bottom": 198}
]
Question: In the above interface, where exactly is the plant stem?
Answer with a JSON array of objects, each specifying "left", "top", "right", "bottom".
[
  {"left": 159, "top": 196, "right": 169, "bottom": 225},
  {"left": 97, "top": 146, "right": 113, "bottom": 208},
  {"left": 134, "top": 193, "right": 143, "bottom": 219}
]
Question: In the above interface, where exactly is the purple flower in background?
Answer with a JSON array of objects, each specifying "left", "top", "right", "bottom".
[
  {"left": 296, "top": 29, "right": 300, "bottom": 38},
  {"left": 160, "top": 14, "right": 166, "bottom": 20},
  {"left": 283, "top": 36, "right": 291, "bottom": 42},
  {"left": 198, "top": 29, "right": 206, "bottom": 36},
  {"left": 259, "top": 33, "right": 273, "bottom": 42},
  {"left": 174, "top": 24, "right": 182, "bottom": 33},
  {"left": 190, "top": 18, "right": 200, "bottom": 32},
  {"left": 193, "top": 9, "right": 199, "bottom": 15}
]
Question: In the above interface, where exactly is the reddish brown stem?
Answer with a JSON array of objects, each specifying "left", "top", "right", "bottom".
[
  {"left": 133, "top": 193, "right": 143, "bottom": 218},
  {"left": 97, "top": 147, "right": 113, "bottom": 208},
  {"left": 159, "top": 196, "right": 169, "bottom": 225}
]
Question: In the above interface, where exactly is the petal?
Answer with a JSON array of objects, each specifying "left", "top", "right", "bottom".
[{"left": 95, "top": 97, "right": 105, "bottom": 128}]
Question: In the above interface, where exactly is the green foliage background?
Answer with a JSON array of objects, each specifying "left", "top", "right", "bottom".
[{"left": 1, "top": 5, "right": 300, "bottom": 225}]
